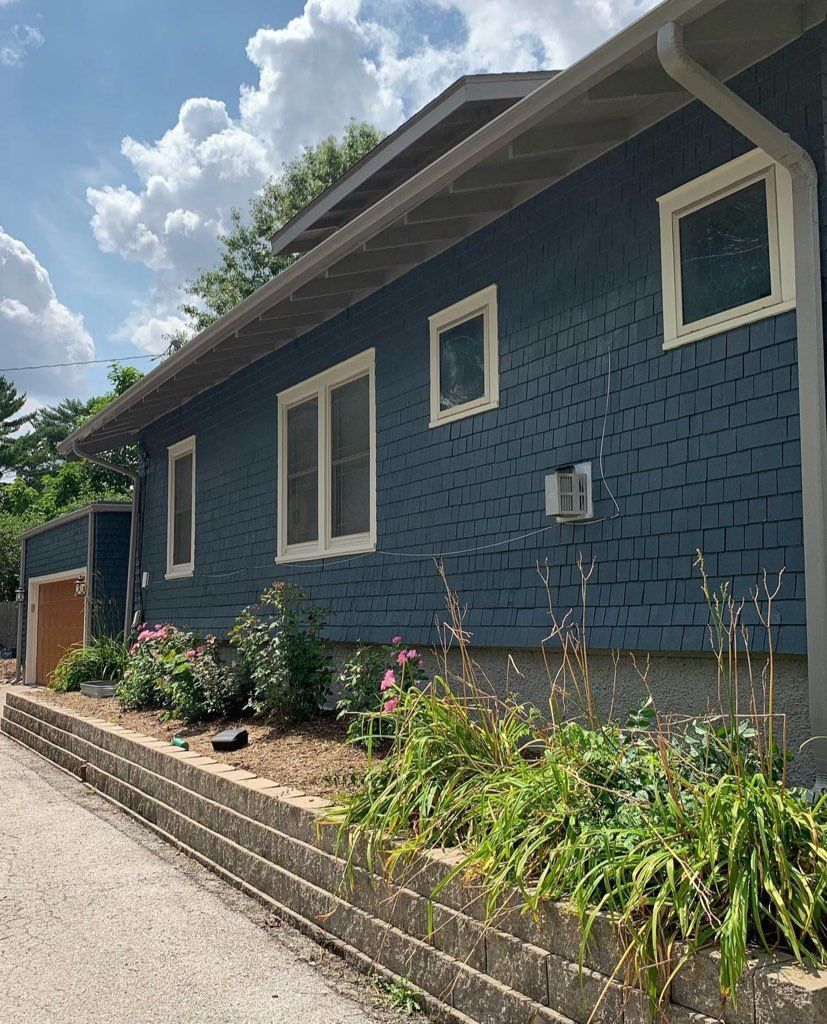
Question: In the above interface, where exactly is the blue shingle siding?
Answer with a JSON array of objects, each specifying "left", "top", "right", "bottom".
[
  {"left": 136, "top": 28, "right": 824, "bottom": 657},
  {"left": 91, "top": 510, "right": 132, "bottom": 637},
  {"left": 20, "top": 507, "right": 132, "bottom": 662},
  {"left": 21, "top": 515, "right": 89, "bottom": 661}
]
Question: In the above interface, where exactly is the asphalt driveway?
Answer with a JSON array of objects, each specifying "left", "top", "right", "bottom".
[{"left": 0, "top": 715, "right": 410, "bottom": 1024}]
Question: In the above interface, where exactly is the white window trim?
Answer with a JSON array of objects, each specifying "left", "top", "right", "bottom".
[
  {"left": 165, "top": 435, "right": 196, "bottom": 580},
  {"left": 277, "top": 349, "right": 376, "bottom": 563},
  {"left": 658, "top": 149, "right": 796, "bottom": 350},
  {"left": 428, "top": 284, "right": 499, "bottom": 427}
]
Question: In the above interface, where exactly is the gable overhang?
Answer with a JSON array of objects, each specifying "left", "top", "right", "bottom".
[
  {"left": 269, "top": 72, "right": 558, "bottom": 258},
  {"left": 60, "top": 0, "right": 825, "bottom": 456}
]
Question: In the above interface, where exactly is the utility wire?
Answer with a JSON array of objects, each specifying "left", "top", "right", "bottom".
[{"left": 0, "top": 354, "right": 160, "bottom": 372}]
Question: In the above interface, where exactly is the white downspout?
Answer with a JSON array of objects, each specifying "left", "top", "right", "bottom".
[
  {"left": 657, "top": 22, "right": 827, "bottom": 785},
  {"left": 72, "top": 442, "right": 141, "bottom": 642}
]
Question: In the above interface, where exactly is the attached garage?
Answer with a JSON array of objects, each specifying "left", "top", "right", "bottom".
[{"left": 19, "top": 504, "right": 132, "bottom": 686}]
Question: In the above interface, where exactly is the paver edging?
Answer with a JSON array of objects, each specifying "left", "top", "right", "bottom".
[{"left": 4, "top": 690, "right": 825, "bottom": 1024}]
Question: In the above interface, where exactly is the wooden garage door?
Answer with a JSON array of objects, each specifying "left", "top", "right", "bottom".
[{"left": 35, "top": 578, "right": 85, "bottom": 685}]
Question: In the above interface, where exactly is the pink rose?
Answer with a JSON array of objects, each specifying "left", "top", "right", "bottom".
[
  {"left": 383, "top": 697, "right": 399, "bottom": 713},
  {"left": 380, "top": 669, "right": 396, "bottom": 692},
  {"left": 392, "top": 636, "right": 402, "bottom": 645}
]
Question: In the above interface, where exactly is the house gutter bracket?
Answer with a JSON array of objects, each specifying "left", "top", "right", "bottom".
[
  {"left": 71, "top": 442, "right": 141, "bottom": 642},
  {"left": 657, "top": 21, "right": 827, "bottom": 785}
]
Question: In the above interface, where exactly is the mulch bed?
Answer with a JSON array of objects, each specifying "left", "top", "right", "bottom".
[{"left": 23, "top": 686, "right": 379, "bottom": 797}]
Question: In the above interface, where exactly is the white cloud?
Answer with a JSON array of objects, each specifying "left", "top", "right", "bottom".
[
  {"left": 0, "top": 23, "right": 43, "bottom": 66},
  {"left": 88, "top": 0, "right": 658, "bottom": 347},
  {"left": 0, "top": 227, "right": 95, "bottom": 403}
]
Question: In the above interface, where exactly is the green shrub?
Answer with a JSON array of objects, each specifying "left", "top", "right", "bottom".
[
  {"left": 51, "top": 634, "right": 128, "bottom": 692},
  {"left": 118, "top": 624, "right": 242, "bottom": 721},
  {"left": 336, "top": 636, "right": 427, "bottom": 745},
  {"left": 229, "top": 582, "right": 331, "bottom": 722},
  {"left": 331, "top": 558, "right": 827, "bottom": 1017}
]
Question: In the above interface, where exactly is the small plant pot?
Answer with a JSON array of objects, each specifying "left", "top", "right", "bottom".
[{"left": 80, "top": 681, "right": 119, "bottom": 698}]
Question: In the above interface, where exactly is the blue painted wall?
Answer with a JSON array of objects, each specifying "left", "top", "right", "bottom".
[
  {"left": 21, "top": 514, "right": 88, "bottom": 661},
  {"left": 91, "top": 510, "right": 132, "bottom": 637},
  {"left": 21, "top": 507, "right": 132, "bottom": 662},
  {"left": 136, "top": 27, "right": 825, "bottom": 656}
]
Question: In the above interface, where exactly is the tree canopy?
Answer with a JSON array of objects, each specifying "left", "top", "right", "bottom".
[
  {"left": 174, "top": 120, "right": 383, "bottom": 341},
  {"left": 0, "top": 364, "right": 143, "bottom": 600},
  {"left": 0, "top": 377, "right": 34, "bottom": 479}
]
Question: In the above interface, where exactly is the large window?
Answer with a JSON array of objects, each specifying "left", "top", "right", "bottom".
[
  {"left": 277, "top": 350, "right": 375, "bottom": 561},
  {"left": 429, "top": 285, "right": 499, "bottom": 426},
  {"left": 658, "top": 150, "right": 795, "bottom": 348},
  {"left": 166, "top": 435, "right": 195, "bottom": 579}
]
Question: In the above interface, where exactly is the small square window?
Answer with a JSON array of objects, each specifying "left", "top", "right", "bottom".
[
  {"left": 429, "top": 285, "right": 498, "bottom": 426},
  {"left": 658, "top": 150, "right": 795, "bottom": 349}
]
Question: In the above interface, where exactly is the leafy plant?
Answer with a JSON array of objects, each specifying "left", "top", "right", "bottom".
[
  {"left": 371, "top": 977, "right": 421, "bottom": 1015},
  {"left": 51, "top": 634, "right": 128, "bottom": 692},
  {"left": 336, "top": 636, "right": 427, "bottom": 745},
  {"left": 118, "top": 623, "right": 241, "bottom": 721},
  {"left": 229, "top": 582, "right": 332, "bottom": 722},
  {"left": 329, "top": 558, "right": 827, "bottom": 1018}
]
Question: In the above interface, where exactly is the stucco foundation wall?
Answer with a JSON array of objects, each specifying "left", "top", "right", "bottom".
[
  {"left": 134, "top": 27, "right": 825, "bottom": 664},
  {"left": 329, "top": 643, "right": 814, "bottom": 786}
]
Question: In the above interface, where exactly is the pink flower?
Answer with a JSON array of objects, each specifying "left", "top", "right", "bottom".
[
  {"left": 392, "top": 636, "right": 402, "bottom": 645},
  {"left": 407, "top": 650, "right": 418, "bottom": 661},
  {"left": 185, "top": 649, "right": 197, "bottom": 659},
  {"left": 396, "top": 651, "right": 408, "bottom": 666},
  {"left": 383, "top": 697, "right": 399, "bottom": 713},
  {"left": 418, "top": 659, "right": 424, "bottom": 668},
  {"left": 129, "top": 644, "right": 138, "bottom": 655},
  {"left": 380, "top": 669, "right": 396, "bottom": 692}
]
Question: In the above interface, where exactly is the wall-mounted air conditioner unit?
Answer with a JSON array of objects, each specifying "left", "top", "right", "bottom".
[{"left": 545, "top": 462, "right": 593, "bottom": 522}]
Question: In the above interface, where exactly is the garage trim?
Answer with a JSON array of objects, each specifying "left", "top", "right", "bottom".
[{"left": 25, "top": 566, "right": 88, "bottom": 686}]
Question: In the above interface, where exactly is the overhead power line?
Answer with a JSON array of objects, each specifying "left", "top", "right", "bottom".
[{"left": 0, "top": 354, "right": 160, "bottom": 372}]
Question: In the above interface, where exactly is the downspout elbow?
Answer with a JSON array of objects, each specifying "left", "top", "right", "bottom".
[{"left": 657, "top": 22, "right": 817, "bottom": 184}]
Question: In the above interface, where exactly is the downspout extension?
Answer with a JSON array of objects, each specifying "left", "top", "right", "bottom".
[
  {"left": 658, "top": 22, "right": 827, "bottom": 786},
  {"left": 72, "top": 442, "right": 141, "bottom": 642}
]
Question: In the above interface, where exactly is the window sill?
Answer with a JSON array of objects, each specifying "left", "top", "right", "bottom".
[
  {"left": 429, "top": 396, "right": 499, "bottom": 428},
  {"left": 276, "top": 541, "right": 375, "bottom": 564},
  {"left": 165, "top": 567, "right": 194, "bottom": 581},
  {"left": 662, "top": 297, "right": 796, "bottom": 350}
]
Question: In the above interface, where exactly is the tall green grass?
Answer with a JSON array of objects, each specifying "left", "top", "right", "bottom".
[
  {"left": 51, "top": 634, "right": 128, "bottom": 692},
  {"left": 330, "top": 558, "right": 827, "bottom": 1015}
]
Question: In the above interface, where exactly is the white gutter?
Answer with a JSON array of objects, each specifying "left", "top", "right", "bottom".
[
  {"left": 657, "top": 21, "right": 827, "bottom": 784},
  {"left": 71, "top": 442, "right": 141, "bottom": 642}
]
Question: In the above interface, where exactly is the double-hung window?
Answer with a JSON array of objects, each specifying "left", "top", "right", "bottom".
[
  {"left": 277, "top": 349, "right": 375, "bottom": 561},
  {"left": 166, "top": 436, "right": 195, "bottom": 579},
  {"left": 658, "top": 150, "right": 795, "bottom": 348},
  {"left": 429, "top": 284, "right": 499, "bottom": 426}
]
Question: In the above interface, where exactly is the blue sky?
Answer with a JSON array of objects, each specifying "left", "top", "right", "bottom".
[{"left": 0, "top": 0, "right": 654, "bottom": 410}]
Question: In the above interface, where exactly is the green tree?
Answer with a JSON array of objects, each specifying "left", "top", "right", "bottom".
[
  {"left": 0, "top": 376, "right": 34, "bottom": 478},
  {"left": 16, "top": 397, "right": 94, "bottom": 485},
  {"left": 176, "top": 120, "right": 382, "bottom": 339},
  {"left": 0, "top": 363, "right": 145, "bottom": 599}
]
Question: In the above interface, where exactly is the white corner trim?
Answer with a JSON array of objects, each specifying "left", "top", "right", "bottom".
[
  {"left": 428, "top": 284, "right": 499, "bottom": 427},
  {"left": 658, "top": 149, "right": 795, "bottom": 349},
  {"left": 276, "top": 349, "right": 376, "bottom": 562},
  {"left": 166, "top": 435, "right": 196, "bottom": 580},
  {"left": 24, "top": 566, "right": 87, "bottom": 686}
]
